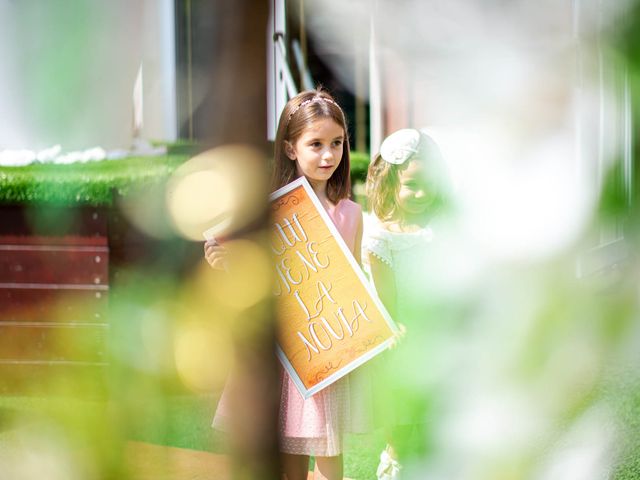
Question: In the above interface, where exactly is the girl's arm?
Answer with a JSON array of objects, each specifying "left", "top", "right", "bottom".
[{"left": 368, "top": 252, "right": 397, "bottom": 319}]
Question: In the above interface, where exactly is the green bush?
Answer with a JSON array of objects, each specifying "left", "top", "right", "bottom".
[
  {"left": 350, "top": 150, "right": 370, "bottom": 184},
  {"left": 0, "top": 149, "right": 371, "bottom": 206},
  {"left": 0, "top": 155, "right": 188, "bottom": 206}
]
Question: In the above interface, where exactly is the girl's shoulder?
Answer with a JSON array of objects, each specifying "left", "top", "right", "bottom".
[
  {"left": 335, "top": 198, "right": 362, "bottom": 218},
  {"left": 362, "top": 213, "right": 392, "bottom": 243},
  {"left": 362, "top": 212, "right": 393, "bottom": 267},
  {"left": 363, "top": 213, "right": 434, "bottom": 250},
  {"left": 337, "top": 197, "right": 362, "bottom": 212}
]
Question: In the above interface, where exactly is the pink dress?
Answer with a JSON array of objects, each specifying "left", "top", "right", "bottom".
[{"left": 213, "top": 198, "right": 373, "bottom": 457}]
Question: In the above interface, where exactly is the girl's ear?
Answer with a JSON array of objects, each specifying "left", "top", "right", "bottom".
[{"left": 284, "top": 141, "right": 296, "bottom": 160}]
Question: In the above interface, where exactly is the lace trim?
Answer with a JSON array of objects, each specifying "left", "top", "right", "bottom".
[
  {"left": 366, "top": 248, "right": 392, "bottom": 267},
  {"left": 373, "top": 227, "right": 434, "bottom": 251}
]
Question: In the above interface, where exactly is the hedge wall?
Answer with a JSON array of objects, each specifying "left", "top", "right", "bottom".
[{"left": 0, "top": 151, "right": 371, "bottom": 206}]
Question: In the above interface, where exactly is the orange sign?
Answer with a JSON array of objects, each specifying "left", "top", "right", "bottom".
[{"left": 270, "top": 177, "right": 398, "bottom": 398}]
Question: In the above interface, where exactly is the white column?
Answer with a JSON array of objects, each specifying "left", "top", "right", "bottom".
[
  {"left": 267, "top": 0, "right": 288, "bottom": 141},
  {"left": 369, "top": 11, "right": 383, "bottom": 156}
]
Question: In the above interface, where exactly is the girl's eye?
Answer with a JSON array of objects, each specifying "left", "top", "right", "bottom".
[
  {"left": 311, "top": 142, "right": 322, "bottom": 148},
  {"left": 332, "top": 140, "right": 343, "bottom": 147}
]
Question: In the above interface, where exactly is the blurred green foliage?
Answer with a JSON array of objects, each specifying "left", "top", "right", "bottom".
[
  {"left": 0, "top": 150, "right": 371, "bottom": 206},
  {"left": 350, "top": 150, "right": 371, "bottom": 184},
  {"left": 598, "top": 157, "right": 630, "bottom": 219},
  {"left": 0, "top": 155, "right": 188, "bottom": 206}
]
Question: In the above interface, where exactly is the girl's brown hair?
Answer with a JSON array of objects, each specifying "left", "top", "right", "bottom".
[{"left": 272, "top": 89, "right": 351, "bottom": 203}]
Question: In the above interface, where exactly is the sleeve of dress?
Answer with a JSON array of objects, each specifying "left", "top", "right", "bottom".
[{"left": 361, "top": 214, "right": 393, "bottom": 268}]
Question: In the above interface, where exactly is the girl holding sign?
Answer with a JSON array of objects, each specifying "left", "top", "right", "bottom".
[
  {"left": 364, "top": 128, "right": 451, "bottom": 479},
  {"left": 274, "top": 89, "right": 367, "bottom": 480},
  {"left": 207, "top": 89, "right": 369, "bottom": 480}
]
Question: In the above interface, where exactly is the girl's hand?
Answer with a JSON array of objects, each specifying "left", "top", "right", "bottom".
[
  {"left": 204, "top": 239, "right": 228, "bottom": 271},
  {"left": 389, "top": 323, "right": 407, "bottom": 349}
]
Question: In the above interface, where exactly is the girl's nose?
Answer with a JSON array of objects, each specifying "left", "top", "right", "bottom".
[{"left": 321, "top": 148, "right": 333, "bottom": 161}]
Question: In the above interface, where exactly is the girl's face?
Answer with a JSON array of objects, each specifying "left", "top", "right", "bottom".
[
  {"left": 397, "top": 159, "right": 433, "bottom": 217},
  {"left": 286, "top": 118, "right": 344, "bottom": 186}
]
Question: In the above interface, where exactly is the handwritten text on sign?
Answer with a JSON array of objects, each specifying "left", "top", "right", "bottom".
[{"left": 270, "top": 178, "right": 397, "bottom": 398}]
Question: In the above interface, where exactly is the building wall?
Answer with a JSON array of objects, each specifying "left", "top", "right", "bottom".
[{"left": 0, "top": 0, "right": 176, "bottom": 151}]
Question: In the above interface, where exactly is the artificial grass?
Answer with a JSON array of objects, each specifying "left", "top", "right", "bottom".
[
  {"left": 0, "top": 393, "right": 382, "bottom": 479},
  {"left": 121, "top": 393, "right": 383, "bottom": 479},
  {"left": 0, "top": 155, "right": 188, "bottom": 206},
  {"left": 4, "top": 389, "right": 640, "bottom": 479},
  {"left": 0, "top": 150, "right": 371, "bottom": 207}
]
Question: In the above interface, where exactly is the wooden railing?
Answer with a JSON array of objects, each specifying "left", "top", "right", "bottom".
[{"left": 0, "top": 206, "right": 109, "bottom": 394}]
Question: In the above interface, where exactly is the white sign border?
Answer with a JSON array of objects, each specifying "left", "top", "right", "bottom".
[{"left": 270, "top": 176, "right": 399, "bottom": 399}]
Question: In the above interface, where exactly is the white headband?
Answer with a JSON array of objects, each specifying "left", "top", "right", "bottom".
[
  {"left": 379, "top": 129, "right": 421, "bottom": 165},
  {"left": 287, "top": 97, "right": 340, "bottom": 123}
]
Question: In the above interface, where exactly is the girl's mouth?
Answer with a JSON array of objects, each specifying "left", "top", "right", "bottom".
[{"left": 406, "top": 198, "right": 429, "bottom": 210}]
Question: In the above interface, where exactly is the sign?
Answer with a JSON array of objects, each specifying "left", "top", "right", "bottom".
[{"left": 270, "top": 177, "right": 398, "bottom": 398}]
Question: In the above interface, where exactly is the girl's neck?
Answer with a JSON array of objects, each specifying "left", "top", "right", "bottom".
[
  {"left": 386, "top": 213, "right": 431, "bottom": 232},
  {"left": 306, "top": 177, "right": 334, "bottom": 207}
]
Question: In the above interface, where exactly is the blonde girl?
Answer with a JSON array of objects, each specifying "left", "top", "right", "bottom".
[{"left": 364, "top": 128, "right": 449, "bottom": 479}]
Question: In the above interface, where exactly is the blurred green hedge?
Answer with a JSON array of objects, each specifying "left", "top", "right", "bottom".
[
  {"left": 0, "top": 155, "right": 189, "bottom": 206},
  {"left": 349, "top": 150, "right": 370, "bottom": 184},
  {"left": 0, "top": 150, "right": 371, "bottom": 206}
]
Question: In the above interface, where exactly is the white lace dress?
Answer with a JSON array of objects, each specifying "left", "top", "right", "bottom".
[
  {"left": 362, "top": 214, "right": 437, "bottom": 426},
  {"left": 362, "top": 215, "right": 435, "bottom": 318}
]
